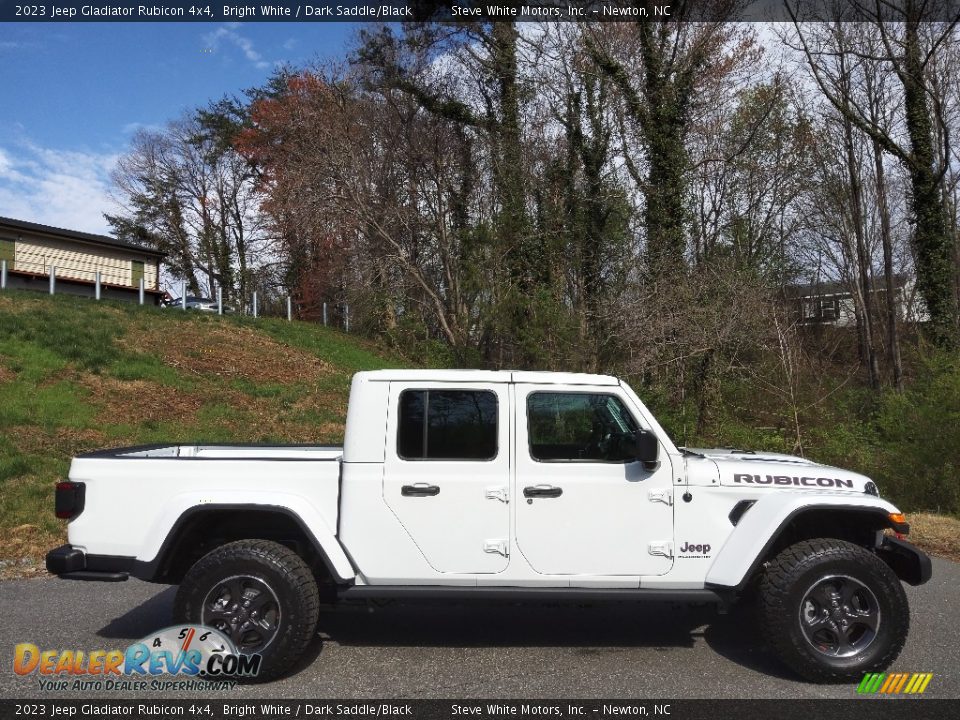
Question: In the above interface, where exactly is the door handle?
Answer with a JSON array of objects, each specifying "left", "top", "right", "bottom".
[
  {"left": 523, "top": 485, "right": 563, "bottom": 498},
  {"left": 401, "top": 483, "right": 440, "bottom": 497}
]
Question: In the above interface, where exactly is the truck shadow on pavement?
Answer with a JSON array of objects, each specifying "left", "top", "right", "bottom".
[
  {"left": 96, "top": 586, "right": 177, "bottom": 640},
  {"left": 313, "top": 602, "right": 796, "bottom": 680},
  {"left": 96, "top": 589, "right": 795, "bottom": 681}
]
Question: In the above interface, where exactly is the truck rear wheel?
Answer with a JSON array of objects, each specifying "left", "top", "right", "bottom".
[
  {"left": 759, "top": 538, "right": 908, "bottom": 682},
  {"left": 173, "top": 539, "right": 319, "bottom": 681}
]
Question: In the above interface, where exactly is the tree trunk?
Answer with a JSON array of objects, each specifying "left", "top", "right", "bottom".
[
  {"left": 694, "top": 350, "right": 713, "bottom": 436},
  {"left": 901, "top": 16, "right": 957, "bottom": 348},
  {"left": 840, "top": 105, "right": 880, "bottom": 390},
  {"left": 638, "top": 25, "right": 689, "bottom": 274},
  {"left": 872, "top": 138, "right": 904, "bottom": 390}
]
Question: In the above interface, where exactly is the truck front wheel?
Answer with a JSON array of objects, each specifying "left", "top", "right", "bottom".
[
  {"left": 759, "top": 538, "right": 908, "bottom": 682},
  {"left": 173, "top": 539, "right": 320, "bottom": 681}
]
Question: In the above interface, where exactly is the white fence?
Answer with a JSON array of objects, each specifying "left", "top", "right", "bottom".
[{"left": 0, "top": 259, "right": 351, "bottom": 330}]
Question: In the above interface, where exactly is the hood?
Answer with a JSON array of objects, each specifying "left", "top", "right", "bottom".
[{"left": 683, "top": 447, "right": 876, "bottom": 494}]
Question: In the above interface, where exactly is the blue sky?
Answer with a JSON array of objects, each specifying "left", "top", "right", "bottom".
[{"left": 0, "top": 22, "right": 356, "bottom": 234}]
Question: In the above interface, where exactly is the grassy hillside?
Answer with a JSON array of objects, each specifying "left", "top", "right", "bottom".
[{"left": 0, "top": 291, "right": 405, "bottom": 578}]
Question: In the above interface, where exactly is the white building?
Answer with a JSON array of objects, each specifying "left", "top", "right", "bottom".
[
  {"left": 0, "top": 216, "right": 164, "bottom": 304},
  {"left": 786, "top": 275, "right": 926, "bottom": 327}
]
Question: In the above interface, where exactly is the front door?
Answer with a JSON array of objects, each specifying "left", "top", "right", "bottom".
[
  {"left": 514, "top": 385, "right": 675, "bottom": 576},
  {"left": 383, "top": 382, "right": 511, "bottom": 574}
]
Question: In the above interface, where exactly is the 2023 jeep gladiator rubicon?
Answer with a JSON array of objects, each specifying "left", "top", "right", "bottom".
[{"left": 47, "top": 370, "right": 931, "bottom": 681}]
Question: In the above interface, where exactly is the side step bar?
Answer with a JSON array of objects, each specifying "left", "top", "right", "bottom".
[{"left": 339, "top": 585, "right": 724, "bottom": 603}]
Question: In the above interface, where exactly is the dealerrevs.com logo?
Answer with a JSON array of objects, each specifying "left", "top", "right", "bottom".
[{"left": 14, "top": 625, "right": 261, "bottom": 691}]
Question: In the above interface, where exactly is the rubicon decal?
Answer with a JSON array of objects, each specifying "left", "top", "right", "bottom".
[
  {"left": 733, "top": 473, "right": 854, "bottom": 488},
  {"left": 857, "top": 672, "right": 933, "bottom": 695},
  {"left": 14, "top": 625, "right": 261, "bottom": 690}
]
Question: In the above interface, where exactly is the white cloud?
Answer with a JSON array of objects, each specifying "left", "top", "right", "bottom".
[
  {"left": 204, "top": 24, "right": 273, "bottom": 70},
  {"left": 0, "top": 141, "right": 120, "bottom": 235}
]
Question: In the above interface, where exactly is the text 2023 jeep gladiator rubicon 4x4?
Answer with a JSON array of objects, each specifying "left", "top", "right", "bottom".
[{"left": 47, "top": 370, "right": 931, "bottom": 681}]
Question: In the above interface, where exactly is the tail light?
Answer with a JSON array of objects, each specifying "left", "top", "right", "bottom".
[{"left": 55, "top": 481, "right": 85, "bottom": 520}]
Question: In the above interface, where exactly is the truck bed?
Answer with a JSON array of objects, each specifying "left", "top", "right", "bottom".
[
  {"left": 66, "top": 444, "right": 344, "bottom": 561},
  {"left": 79, "top": 443, "right": 344, "bottom": 460}
]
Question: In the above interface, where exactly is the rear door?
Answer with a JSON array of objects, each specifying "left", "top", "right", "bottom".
[
  {"left": 513, "top": 385, "right": 675, "bottom": 576},
  {"left": 383, "top": 382, "right": 511, "bottom": 573}
]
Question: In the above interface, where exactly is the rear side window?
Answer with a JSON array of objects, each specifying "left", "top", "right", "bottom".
[
  {"left": 397, "top": 390, "right": 498, "bottom": 460},
  {"left": 527, "top": 392, "right": 639, "bottom": 462}
]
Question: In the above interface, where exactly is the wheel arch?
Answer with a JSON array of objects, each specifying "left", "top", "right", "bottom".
[
  {"left": 706, "top": 495, "right": 906, "bottom": 592},
  {"left": 133, "top": 504, "right": 355, "bottom": 586}
]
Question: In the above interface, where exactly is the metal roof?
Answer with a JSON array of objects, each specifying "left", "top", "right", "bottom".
[
  {"left": 0, "top": 216, "right": 165, "bottom": 258},
  {"left": 784, "top": 274, "right": 908, "bottom": 299},
  {"left": 358, "top": 369, "right": 620, "bottom": 386}
]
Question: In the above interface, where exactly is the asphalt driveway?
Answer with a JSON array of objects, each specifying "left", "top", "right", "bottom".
[{"left": 1, "top": 558, "right": 956, "bottom": 700}]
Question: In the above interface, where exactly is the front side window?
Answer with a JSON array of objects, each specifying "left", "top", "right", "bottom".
[
  {"left": 397, "top": 389, "right": 498, "bottom": 460},
  {"left": 527, "top": 392, "right": 639, "bottom": 463}
]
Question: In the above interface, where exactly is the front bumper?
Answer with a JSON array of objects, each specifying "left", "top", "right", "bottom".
[
  {"left": 46, "top": 544, "right": 131, "bottom": 582},
  {"left": 877, "top": 536, "right": 933, "bottom": 586}
]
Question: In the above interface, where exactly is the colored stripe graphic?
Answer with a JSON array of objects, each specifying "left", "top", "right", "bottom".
[
  {"left": 905, "top": 673, "right": 933, "bottom": 694},
  {"left": 857, "top": 673, "right": 886, "bottom": 693},
  {"left": 893, "top": 673, "right": 909, "bottom": 693},
  {"left": 858, "top": 672, "right": 932, "bottom": 695},
  {"left": 879, "top": 674, "right": 897, "bottom": 693},
  {"left": 856, "top": 674, "right": 876, "bottom": 693}
]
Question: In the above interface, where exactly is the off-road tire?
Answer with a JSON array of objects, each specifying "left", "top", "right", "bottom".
[
  {"left": 174, "top": 539, "right": 320, "bottom": 681},
  {"left": 759, "top": 538, "right": 908, "bottom": 682}
]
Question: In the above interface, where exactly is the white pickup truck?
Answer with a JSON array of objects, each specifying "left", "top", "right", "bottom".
[{"left": 47, "top": 370, "right": 931, "bottom": 681}]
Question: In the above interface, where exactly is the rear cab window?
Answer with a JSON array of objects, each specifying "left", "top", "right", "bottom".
[{"left": 397, "top": 389, "right": 498, "bottom": 461}]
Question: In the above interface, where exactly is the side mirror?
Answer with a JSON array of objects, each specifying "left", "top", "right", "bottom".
[{"left": 634, "top": 428, "right": 659, "bottom": 467}]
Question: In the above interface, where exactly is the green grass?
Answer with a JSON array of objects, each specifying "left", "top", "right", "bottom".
[
  {"left": 0, "top": 290, "right": 405, "bottom": 575},
  {"left": 0, "top": 294, "right": 125, "bottom": 373},
  {"left": 230, "top": 377, "right": 294, "bottom": 397},
  {"left": 255, "top": 317, "right": 392, "bottom": 373},
  {"left": 108, "top": 353, "right": 192, "bottom": 388},
  {"left": 0, "top": 380, "right": 94, "bottom": 430}
]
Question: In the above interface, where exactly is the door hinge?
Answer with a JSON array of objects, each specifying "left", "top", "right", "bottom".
[
  {"left": 648, "top": 489, "right": 673, "bottom": 506},
  {"left": 648, "top": 541, "right": 674, "bottom": 558},
  {"left": 485, "top": 486, "right": 509, "bottom": 503},
  {"left": 483, "top": 540, "right": 509, "bottom": 557}
]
